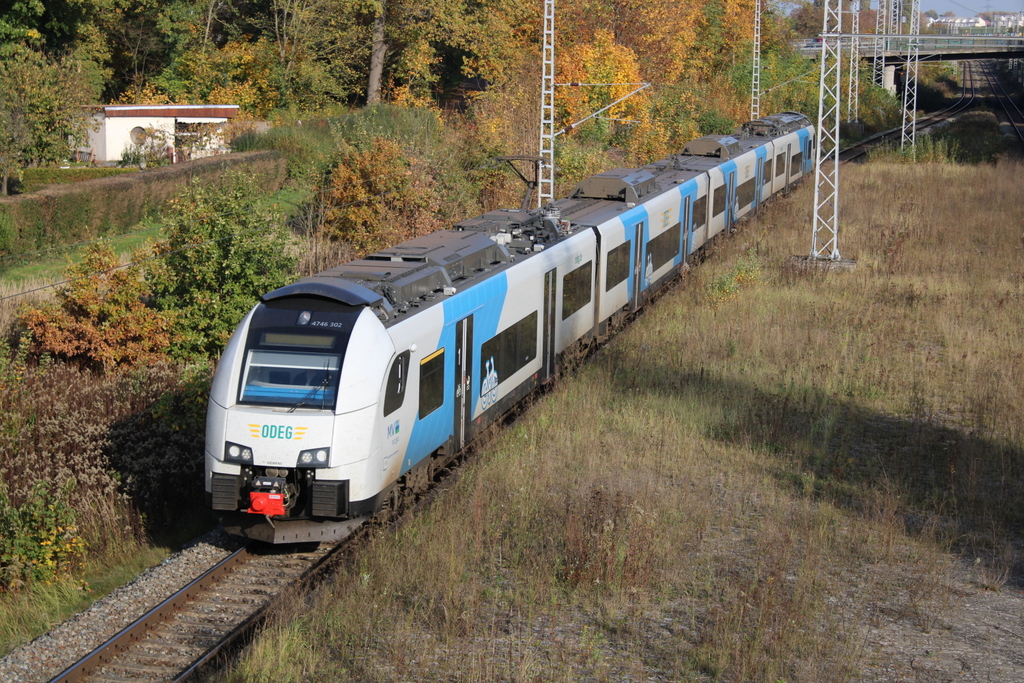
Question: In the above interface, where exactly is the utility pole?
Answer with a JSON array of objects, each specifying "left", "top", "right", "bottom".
[
  {"left": 751, "top": 0, "right": 762, "bottom": 120},
  {"left": 901, "top": 0, "right": 921, "bottom": 149},
  {"left": 811, "top": 0, "right": 843, "bottom": 260},
  {"left": 847, "top": 0, "right": 860, "bottom": 123},
  {"left": 538, "top": 0, "right": 555, "bottom": 206},
  {"left": 873, "top": 0, "right": 888, "bottom": 86}
]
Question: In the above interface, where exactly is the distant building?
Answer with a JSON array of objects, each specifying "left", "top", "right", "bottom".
[
  {"left": 990, "top": 12, "right": 1024, "bottom": 30},
  {"left": 78, "top": 104, "right": 240, "bottom": 165},
  {"left": 933, "top": 15, "right": 987, "bottom": 30}
]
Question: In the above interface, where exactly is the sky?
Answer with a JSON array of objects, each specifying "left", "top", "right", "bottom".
[
  {"left": 902, "top": 0, "right": 1024, "bottom": 16},
  {"left": 796, "top": 0, "right": 1024, "bottom": 17}
]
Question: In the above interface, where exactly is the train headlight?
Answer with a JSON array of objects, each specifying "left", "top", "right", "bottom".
[
  {"left": 298, "top": 448, "right": 330, "bottom": 467},
  {"left": 224, "top": 442, "right": 253, "bottom": 464}
]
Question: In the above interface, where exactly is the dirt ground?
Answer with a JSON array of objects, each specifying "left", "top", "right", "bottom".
[{"left": 857, "top": 559, "right": 1024, "bottom": 682}]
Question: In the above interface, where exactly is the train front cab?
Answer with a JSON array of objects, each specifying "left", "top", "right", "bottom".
[{"left": 206, "top": 284, "right": 396, "bottom": 524}]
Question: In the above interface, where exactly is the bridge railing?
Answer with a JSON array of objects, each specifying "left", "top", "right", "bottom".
[{"left": 792, "top": 34, "right": 1024, "bottom": 57}]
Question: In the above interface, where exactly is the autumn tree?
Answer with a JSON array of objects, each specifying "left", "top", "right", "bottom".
[
  {"left": 323, "top": 137, "right": 443, "bottom": 254},
  {"left": 20, "top": 244, "right": 177, "bottom": 371}
]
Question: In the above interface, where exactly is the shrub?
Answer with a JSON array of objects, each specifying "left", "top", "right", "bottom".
[
  {"left": 323, "top": 137, "right": 444, "bottom": 255},
  {"left": 146, "top": 172, "right": 296, "bottom": 358},
  {"left": 0, "top": 481, "right": 85, "bottom": 589},
  {"left": 19, "top": 243, "right": 177, "bottom": 371},
  {"left": 105, "top": 363, "right": 212, "bottom": 527},
  {"left": 706, "top": 250, "right": 761, "bottom": 307}
]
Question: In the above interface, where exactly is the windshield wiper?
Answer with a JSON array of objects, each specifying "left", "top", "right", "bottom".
[{"left": 288, "top": 364, "right": 331, "bottom": 413}]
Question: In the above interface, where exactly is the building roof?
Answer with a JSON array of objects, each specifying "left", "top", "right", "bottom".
[{"left": 91, "top": 105, "right": 240, "bottom": 119}]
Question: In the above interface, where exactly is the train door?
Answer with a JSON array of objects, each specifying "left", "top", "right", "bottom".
[
  {"left": 542, "top": 268, "right": 557, "bottom": 379},
  {"left": 631, "top": 222, "right": 644, "bottom": 306},
  {"left": 726, "top": 171, "right": 737, "bottom": 232},
  {"left": 786, "top": 143, "right": 793, "bottom": 187},
  {"left": 682, "top": 196, "right": 692, "bottom": 264},
  {"left": 755, "top": 157, "right": 763, "bottom": 209},
  {"left": 453, "top": 315, "right": 473, "bottom": 452}
]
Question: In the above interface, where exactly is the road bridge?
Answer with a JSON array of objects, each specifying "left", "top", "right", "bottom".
[{"left": 794, "top": 34, "right": 1024, "bottom": 62}]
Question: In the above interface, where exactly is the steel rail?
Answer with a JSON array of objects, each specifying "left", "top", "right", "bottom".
[
  {"left": 838, "top": 61, "right": 978, "bottom": 162},
  {"left": 979, "top": 61, "right": 1024, "bottom": 146},
  {"left": 48, "top": 543, "right": 253, "bottom": 683}
]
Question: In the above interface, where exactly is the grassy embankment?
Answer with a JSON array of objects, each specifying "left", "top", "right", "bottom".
[{"left": 223, "top": 160, "right": 1024, "bottom": 681}]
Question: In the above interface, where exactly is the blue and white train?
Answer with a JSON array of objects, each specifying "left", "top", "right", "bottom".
[{"left": 205, "top": 112, "right": 814, "bottom": 542}]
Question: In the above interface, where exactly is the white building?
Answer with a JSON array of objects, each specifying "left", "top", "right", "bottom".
[
  {"left": 991, "top": 13, "right": 1024, "bottom": 30},
  {"left": 78, "top": 104, "right": 240, "bottom": 165},
  {"left": 930, "top": 16, "right": 989, "bottom": 30}
]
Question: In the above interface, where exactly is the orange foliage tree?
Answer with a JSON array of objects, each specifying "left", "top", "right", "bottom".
[
  {"left": 19, "top": 244, "right": 176, "bottom": 372},
  {"left": 323, "top": 137, "right": 445, "bottom": 255}
]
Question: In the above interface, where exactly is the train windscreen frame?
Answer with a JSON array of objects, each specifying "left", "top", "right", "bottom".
[{"left": 237, "top": 298, "right": 361, "bottom": 410}]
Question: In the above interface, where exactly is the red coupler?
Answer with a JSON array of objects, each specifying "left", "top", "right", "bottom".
[{"left": 248, "top": 491, "right": 286, "bottom": 516}]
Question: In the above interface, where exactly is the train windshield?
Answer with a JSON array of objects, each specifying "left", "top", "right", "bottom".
[
  {"left": 237, "top": 300, "right": 360, "bottom": 410},
  {"left": 239, "top": 348, "right": 341, "bottom": 409}
]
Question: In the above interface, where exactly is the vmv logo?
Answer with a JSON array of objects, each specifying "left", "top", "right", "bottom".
[
  {"left": 387, "top": 420, "right": 400, "bottom": 438},
  {"left": 480, "top": 357, "right": 499, "bottom": 409},
  {"left": 249, "top": 424, "right": 308, "bottom": 440}
]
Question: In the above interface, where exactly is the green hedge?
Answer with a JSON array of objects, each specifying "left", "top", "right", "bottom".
[
  {"left": 15, "top": 168, "right": 140, "bottom": 195},
  {"left": 0, "top": 151, "right": 286, "bottom": 257}
]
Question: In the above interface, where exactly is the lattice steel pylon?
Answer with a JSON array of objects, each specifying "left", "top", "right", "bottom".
[
  {"left": 846, "top": 1, "right": 860, "bottom": 123},
  {"left": 900, "top": 0, "right": 921, "bottom": 149},
  {"left": 811, "top": 0, "right": 843, "bottom": 260},
  {"left": 890, "top": 0, "right": 902, "bottom": 38},
  {"left": 751, "top": 0, "right": 762, "bottom": 120},
  {"left": 538, "top": 0, "right": 555, "bottom": 207},
  {"left": 873, "top": 0, "right": 887, "bottom": 86}
]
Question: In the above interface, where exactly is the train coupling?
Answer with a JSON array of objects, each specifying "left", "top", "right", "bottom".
[{"left": 246, "top": 475, "right": 287, "bottom": 516}]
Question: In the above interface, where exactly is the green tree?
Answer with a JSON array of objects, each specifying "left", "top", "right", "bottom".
[
  {"left": 0, "top": 43, "right": 98, "bottom": 194},
  {"left": 146, "top": 172, "right": 296, "bottom": 358}
]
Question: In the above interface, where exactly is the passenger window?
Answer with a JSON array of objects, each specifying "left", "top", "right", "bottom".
[
  {"left": 418, "top": 349, "right": 444, "bottom": 419},
  {"left": 648, "top": 224, "right": 680, "bottom": 270},
  {"left": 712, "top": 185, "right": 727, "bottom": 217},
  {"left": 693, "top": 195, "right": 707, "bottom": 228},
  {"left": 605, "top": 242, "right": 630, "bottom": 291},
  {"left": 775, "top": 153, "right": 785, "bottom": 177},
  {"left": 383, "top": 351, "right": 410, "bottom": 416},
  {"left": 792, "top": 152, "right": 803, "bottom": 173},
  {"left": 562, "top": 261, "right": 593, "bottom": 320},
  {"left": 763, "top": 159, "right": 773, "bottom": 184},
  {"left": 737, "top": 178, "right": 756, "bottom": 207},
  {"left": 480, "top": 311, "right": 538, "bottom": 386}
]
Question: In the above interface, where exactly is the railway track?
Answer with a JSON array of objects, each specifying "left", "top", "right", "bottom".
[
  {"left": 975, "top": 60, "right": 1024, "bottom": 147},
  {"left": 838, "top": 60, "right": 979, "bottom": 162},
  {"left": 48, "top": 519, "right": 365, "bottom": 683}
]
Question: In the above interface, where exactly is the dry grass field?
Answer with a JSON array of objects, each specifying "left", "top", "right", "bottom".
[{"left": 218, "top": 160, "right": 1024, "bottom": 682}]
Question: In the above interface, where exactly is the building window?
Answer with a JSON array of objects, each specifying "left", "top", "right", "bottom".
[
  {"left": 480, "top": 311, "right": 538, "bottom": 385},
  {"left": 383, "top": 351, "right": 410, "bottom": 416},
  {"left": 562, "top": 261, "right": 593, "bottom": 320},
  {"left": 647, "top": 224, "right": 680, "bottom": 271},
  {"left": 605, "top": 242, "right": 630, "bottom": 291},
  {"left": 418, "top": 348, "right": 445, "bottom": 418}
]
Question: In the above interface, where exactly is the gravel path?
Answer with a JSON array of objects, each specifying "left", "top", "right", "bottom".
[{"left": 0, "top": 529, "right": 241, "bottom": 683}]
